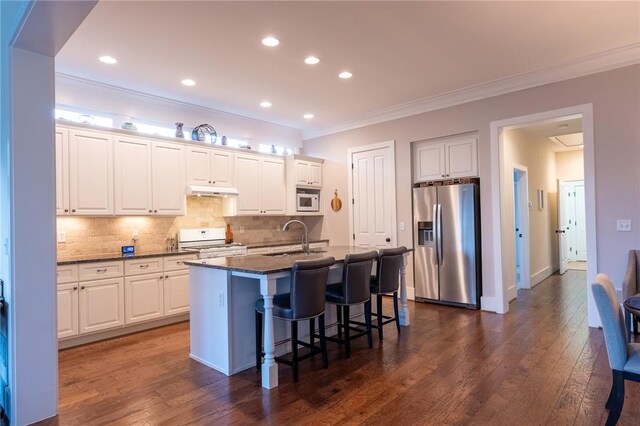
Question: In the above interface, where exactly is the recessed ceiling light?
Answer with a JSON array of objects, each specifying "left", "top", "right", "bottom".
[
  {"left": 181, "top": 79, "right": 196, "bottom": 86},
  {"left": 338, "top": 71, "right": 353, "bottom": 79},
  {"left": 304, "top": 56, "right": 320, "bottom": 65},
  {"left": 260, "top": 101, "right": 272, "bottom": 108},
  {"left": 303, "top": 113, "right": 314, "bottom": 119},
  {"left": 262, "top": 37, "right": 280, "bottom": 47},
  {"left": 99, "top": 55, "right": 117, "bottom": 64}
]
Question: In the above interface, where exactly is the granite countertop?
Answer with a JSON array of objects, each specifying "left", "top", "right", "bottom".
[
  {"left": 245, "top": 239, "right": 329, "bottom": 249},
  {"left": 184, "top": 246, "right": 412, "bottom": 275},
  {"left": 57, "top": 250, "right": 196, "bottom": 265}
]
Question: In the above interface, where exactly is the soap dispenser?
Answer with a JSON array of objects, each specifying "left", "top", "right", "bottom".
[{"left": 225, "top": 224, "right": 234, "bottom": 244}]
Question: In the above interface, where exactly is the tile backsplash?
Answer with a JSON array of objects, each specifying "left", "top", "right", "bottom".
[{"left": 56, "top": 197, "right": 308, "bottom": 256}]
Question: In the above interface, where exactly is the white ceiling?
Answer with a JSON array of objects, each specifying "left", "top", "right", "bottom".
[
  {"left": 519, "top": 116, "right": 583, "bottom": 152},
  {"left": 55, "top": 1, "right": 640, "bottom": 137}
]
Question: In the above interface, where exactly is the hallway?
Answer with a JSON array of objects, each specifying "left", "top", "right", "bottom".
[{"left": 46, "top": 270, "right": 640, "bottom": 425}]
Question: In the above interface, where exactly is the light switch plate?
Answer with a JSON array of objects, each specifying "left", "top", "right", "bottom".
[
  {"left": 617, "top": 220, "right": 632, "bottom": 232},
  {"left": 131, "top": 229, "right": 139, "bottom": 240},
  {"left": 57, "top": 232, "right": 66, "bottom": 243},
  {"left": 239, "top": 226, "right": 245, "bottom": 234}
]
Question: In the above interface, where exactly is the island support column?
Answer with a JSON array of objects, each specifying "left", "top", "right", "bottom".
[
  {"left": 399, "top": 253, "right": 411, "bottom": 326},
  {"left": 259, "top": 275, "right": 278, "bottom": 389}
]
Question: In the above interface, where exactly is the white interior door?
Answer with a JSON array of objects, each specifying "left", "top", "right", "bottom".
[
  {"left": 512, "top": 165, "right": 530, "bottom": 298},
  {"left": 350, "top": 142, "right": 396, "bottom": 248},
  {"left": 574, "top": 182, "right": 587, "bottom": 261},
  {"left": 558, "top": 181, "right": 570, "bottom": 274}
]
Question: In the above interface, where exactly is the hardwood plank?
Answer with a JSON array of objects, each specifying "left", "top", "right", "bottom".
[{"left": 36, "top": 270, "right": 640, "bottom": 425}]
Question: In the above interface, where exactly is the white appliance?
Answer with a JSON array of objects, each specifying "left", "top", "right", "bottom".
[
  {"left": 186, "top": 185, "right": 239, "bottom": 197},
  {"left": 178, "top": 227, "right": 247, "bottom": 258},
  {"left": 296, "top": 192, "right": 319, "bottom": 212}
]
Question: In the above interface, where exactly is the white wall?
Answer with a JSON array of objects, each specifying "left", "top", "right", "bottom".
[
  {"left": 303, "top": 65, "right": 640, "bottom": 310},
  {"left": 556, "top": 150, "right": 585, "bottom": 181},
  {"left": 55, "top": 74, "right": 303, "bottom": 152}
]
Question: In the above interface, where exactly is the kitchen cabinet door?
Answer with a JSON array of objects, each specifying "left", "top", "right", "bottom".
[
  {"left": 114, "top": 136, "right": 153, "bottom": 215},
  {"left": 55, "top": 128, "right": 70, "bottom": 215},
  {"left": 309, "top": 163, "right": 322, "bottom": 187},
  {"left": 295, "top": 161, "right": 311, "bottom": 186},
  {"left": 234, "top": 154, "right": 261, "bottom": 214},
  {"left": 210, "top": 149, "right": 233, "bottom": 187},
  {"left": 164, "top": 270, "right": 190, "bottom": 315},
  {"left": 261, "top": 158, "right": 286, "bottom": 214},
  {"left": 125, "top": 274, "right": 164, "bottom": 324},
  {"left": 152, "top": 141, "right": 185, "bottom": 215},
  {"left": 446, "top": 137, "right": 478, "bottom": 178},
  {"left": 69, "top": 129, "right": 114, "bottom": 215},
  {"left": 413, "top": 142, "right": 446, "bottom": 183},
  {"left": 186, "top": 146, "right": 212, "bottom": 186},
  {"left": 57, "top": 283, "right": 79, "bottom": 339},
  {"left": 79, "top": 278, "right": 124, "bottom": 334}
]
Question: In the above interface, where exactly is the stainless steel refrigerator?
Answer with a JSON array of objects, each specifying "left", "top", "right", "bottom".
[{"left": 413, "top": 181, "right": 481, "bottom": 309}]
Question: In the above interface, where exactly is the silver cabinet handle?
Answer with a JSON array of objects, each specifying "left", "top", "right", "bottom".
[
  {"left": 139, "top": 264, "right": 149, "bottom": 269},
  {"left": 96, "top": 268, "right": 107, "bottom": 273}
]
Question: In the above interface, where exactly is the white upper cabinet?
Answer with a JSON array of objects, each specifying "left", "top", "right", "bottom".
[
  {"left": 293, "top": 160, "right": 322, "bottom": 188},
  {"left": 114, "top": 136, "right": 153, "bottom": 215},
  {"left": 413, "top": 135, "right": 477, "bottom": 183},
  {"left": 152, "top": 141, "right": 185, "bottom": 215},
  {"left": 68, "top": 129, "right": 114, "bottom": 215},
  {"left": 55, "top": 128, "right": 70, "bottom": 215},
  {"left": 186, "top": 146, "right": 233, "bottom": 187},
  {"left": 224, "top": 153, "right": 285, "bottom": 216},
  {"left": 114, "top": 138, "right": 185, "bottom": 216}
]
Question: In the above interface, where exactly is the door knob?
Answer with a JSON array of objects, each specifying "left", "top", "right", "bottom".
[{"left": 519, "top": 234, "right": 523, "bottom": 238}]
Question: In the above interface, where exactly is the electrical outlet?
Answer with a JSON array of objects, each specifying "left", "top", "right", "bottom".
[
  {"left": 399, "top": 222, "right": 405, "bottom": 231},
  {"left": 239, "top": 226, "right": 245, "bottom": 234},
  {"left": 57, "top": 232, "right": 66, "bottom": 243},
  {"left": 617, "top": 220, "right": 632, "bottom": 232},
  {"left": 132, "top": 229, "right": 139, "bottom": 240}
]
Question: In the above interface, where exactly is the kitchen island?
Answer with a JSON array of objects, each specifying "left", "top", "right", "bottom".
[{"left": 185, "top": 246, "right": 411, "bottom": 389}]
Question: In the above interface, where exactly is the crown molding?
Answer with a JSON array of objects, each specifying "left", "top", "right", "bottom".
[
  {"left": 303, "top": 44, "right": 640, "bottom": 140},
  {"left": 55, "top": 73, "right": 301, "bottom": 133}
]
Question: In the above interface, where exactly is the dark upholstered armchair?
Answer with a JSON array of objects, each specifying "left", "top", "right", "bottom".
[{"left": 622, "top": 250, "right": 640, "bottom": 333}]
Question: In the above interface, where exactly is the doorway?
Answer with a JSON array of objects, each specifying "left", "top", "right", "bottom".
[
  {"left": 513, "top": 165, "right": 530, "bottom": 293},
  {"left": 558, "top": 180, "right": 587, "bottom": 272},
  {"left": 347, "top": 141, "right": 397, "bottom": 248}
]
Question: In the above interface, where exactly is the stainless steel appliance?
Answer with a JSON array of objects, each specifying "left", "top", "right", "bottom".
[
  {"left": 413, "top": 179, "right": 481, "bottom": 309},
  {"left": 178, "top": 227, "right": 247, "bottom": 258},
  {"left": 296, "top": 191, "right": 319, "bottom": 212}
]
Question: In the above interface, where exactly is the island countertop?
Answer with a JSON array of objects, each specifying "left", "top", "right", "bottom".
[{"left": 184, "top": 245, "right": 412, "bottom": 274}]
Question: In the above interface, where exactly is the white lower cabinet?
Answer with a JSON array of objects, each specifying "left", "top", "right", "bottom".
[
  {"left": 125, "top": 274, "right": 164, "bottom": 324},
  {"left": 164, "top": 270, "right": 190, "bottom": 315},
  {"left": 57, "top": 283, "right": 79, "bottom": 339},
  {"left": 79, "top": 277, "right": 125, "bottom": 334}
]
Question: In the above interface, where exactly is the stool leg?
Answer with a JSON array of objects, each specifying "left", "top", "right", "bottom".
[
  {"left": 309, "top": 317, "right": 315, "bottom": 348},
  {"left": 292, "top": 321, "right": 299, "bottom": 383},
  {"left": 336, "top": 305, "right": 343, "bottom": 339},
  {"left": 319, "top": 314, "right": 328, "bottom": 368},
  {"left": 377, "top": 294, "right": 384, "bottom": 341},
  {"left": 364, "top": 299, "right": 373, "bottom": 349},
  {"left": 393, "top": 291, "right": 401, "bottom": 334},
  {"left": 344, "top": 305, "right": 351, "bottom": 359},
  {"left": 255, "top": 310, "right": 262, "bottom": 371}
]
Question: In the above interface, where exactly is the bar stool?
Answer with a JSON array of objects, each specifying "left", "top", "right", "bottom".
[
  {"left": 369, "top": 246, "right": 406, "bottom": 341},
  {"left": 323, "top": 251, "right": 378, "bottom": 359},
  {"left": 255, "top": 256, "right": 335, "bottom": 383}
]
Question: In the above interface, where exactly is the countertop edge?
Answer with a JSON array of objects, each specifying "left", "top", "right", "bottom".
[{"left": 57, "top": 250, "right": 196, "bottom": 265}]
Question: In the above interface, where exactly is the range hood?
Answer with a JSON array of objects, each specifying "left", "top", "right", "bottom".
[{"left": 186, "top": 185, "right": 239, "bottom": 197}]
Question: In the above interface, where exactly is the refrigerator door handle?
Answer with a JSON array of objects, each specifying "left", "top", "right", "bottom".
[
  {"left": 433, "top": 203, "right": 440, "bottom": 264},
  {"left": 437, "top": 203, "right": 443, "bottom": 266}
]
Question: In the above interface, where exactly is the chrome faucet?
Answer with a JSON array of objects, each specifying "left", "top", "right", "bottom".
[{"left": 283, "top": 219, "right": 309, "bottom": 255}]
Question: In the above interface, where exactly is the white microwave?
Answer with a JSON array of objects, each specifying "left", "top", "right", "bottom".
[{"left": 297, "top": 192, "right": 319, "bottom": 212}]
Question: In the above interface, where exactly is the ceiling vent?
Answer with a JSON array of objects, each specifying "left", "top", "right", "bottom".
[{"left": 548, "top": 132, "right": 583, "bottom": 149}]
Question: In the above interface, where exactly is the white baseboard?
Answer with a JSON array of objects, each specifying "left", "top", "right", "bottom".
[
  {"left": 480, "top": 296, "right": 497, "bottom": 312},
  {"left": 531, "top": 263, "right": 557, "bottom": 287}
]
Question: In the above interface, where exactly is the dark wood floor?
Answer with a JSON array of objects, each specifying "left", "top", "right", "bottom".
[{"left": 42, "top": 270, "right": 640, "bottom": 425}]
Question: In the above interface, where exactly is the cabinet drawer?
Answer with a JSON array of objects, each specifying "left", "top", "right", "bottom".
[
  {"left": 78, "top": 260, "right": 124, "bottom": 281},
  {"left": 57, "top": 264, "right": 79, "bottom": 284},
  {"left": 164, "top": 254, "right": 198, "bottom": 271},
  {"left": 125, "top": 257, "right": 163, "bottom": 276}
]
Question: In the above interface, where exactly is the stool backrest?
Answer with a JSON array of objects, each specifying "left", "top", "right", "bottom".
[
  {"left": 374, "top": 246, "right": 407, "bottom": 294},
  {"left": 341, "top": 251, "right": 378, "bottom": 304},
  {"left": 591, "top": 273, "right": 628, "bottom": 371},
  {"left": 291, "top": 257, "right": 335, "bottom": 320}
]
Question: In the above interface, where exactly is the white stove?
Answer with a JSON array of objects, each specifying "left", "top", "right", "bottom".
[{"left": 178, "top": 227, "right": 247, "bottom": 259}]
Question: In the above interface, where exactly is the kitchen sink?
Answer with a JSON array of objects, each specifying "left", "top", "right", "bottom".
[{"left": 264, "top": 249, "right": 327, "bottom": 257}]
